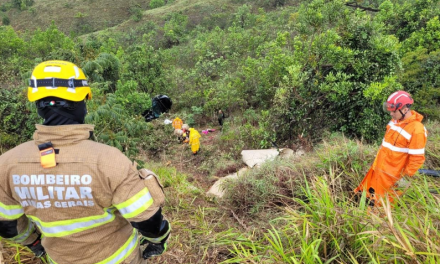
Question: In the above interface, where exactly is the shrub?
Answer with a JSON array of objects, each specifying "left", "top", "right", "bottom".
[
  {"left": 163, "top": 12, "right": 188, "bottom": 47},
  {"left": 0, "top": 87, "right": 40, "bottom": 152},
  {"left": 82, "top": 52, "right": 121, "bottom": 90},
  {"left": 399, "top": 49, "right": 440, "bottom": 120},
  {"left": 2, "top": 16, "right": 10, "bottom": 25},
  {"left": 27, "top": 22, "right": 76, "bottom": 60},
  {"left": 149, "top": 0, "right": 165, "bottom": 9},
  {"left": 130, "top": 6, "right": 143, "bottom": 22},
  {"left": 85, "top": 88, "right": 150, "bottom": 160},
  {"left": 11, "top": 0, "right": 34, "bottom": 10},
  {"left": 122, "top": 44, "right": 168, "bottom": 94}
]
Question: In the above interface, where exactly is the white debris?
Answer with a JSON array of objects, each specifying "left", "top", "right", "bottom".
[
  {"left": 206, "top": 168, "right": 249, "bottom": 198},
  {"left": 241, "top": 149, "right": 279, "bottom": 168}
]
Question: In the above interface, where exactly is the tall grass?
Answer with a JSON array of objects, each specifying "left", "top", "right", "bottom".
[
  {"left": 222, "top": 174, "right": 440, "bottom": 263},
  {"left": 221, "top": 121, "right": 440, "bottom": 263}
]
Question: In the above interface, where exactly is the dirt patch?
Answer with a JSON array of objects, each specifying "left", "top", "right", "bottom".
[
  {"left": 144, "top": 125, "right": 232, "bottom": 190},
  {"left": 214, "top": 163, "right": 241, "bottom": 177}
]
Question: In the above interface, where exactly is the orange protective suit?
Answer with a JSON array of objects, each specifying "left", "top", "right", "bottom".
[
  {"left": 354, "top": 110, "right": 427, "bottom": 205},
  {"left": 172, "top": 117, "right": 183, "bottom": 130}
]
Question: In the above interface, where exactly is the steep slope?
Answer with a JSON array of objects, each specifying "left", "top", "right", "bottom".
[
  {"left": 0, "top": 0, "right": 149, "bottom": 33},
  {"left": 0, "top": 0, "right": 241, "bottom": 36}
]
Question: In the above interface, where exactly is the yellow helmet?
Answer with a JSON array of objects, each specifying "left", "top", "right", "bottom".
[{"left": 28, "top": 60, "right": 92, "bottom": 102}]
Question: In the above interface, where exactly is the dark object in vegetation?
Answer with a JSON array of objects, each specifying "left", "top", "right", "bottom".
[
  {"left": 345, "top": 2, "right": 380, "bottom": 12},
  {"left": 143, "top": 95, "right": 173, "bottom": 122},
  {"left": 218, "top": 110, "right": 225, "bottom": 126},
  {"left": 418, "top": 169, "right": 440, "bottom": 177},
  {"left": 2, "top": 16, "right": 10, "bottom": 25}
]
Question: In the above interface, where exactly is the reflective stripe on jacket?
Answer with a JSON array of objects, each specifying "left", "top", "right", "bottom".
[
  {"left": 0, "top": 124, "right": 158, "bottom": 264},
  {"left": 354, "top": 110, "right": 427, "bottom": 202}
]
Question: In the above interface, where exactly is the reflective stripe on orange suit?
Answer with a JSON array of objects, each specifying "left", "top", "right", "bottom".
[{"left": 354, "top": 110, "right": 427, "bottom": 204}]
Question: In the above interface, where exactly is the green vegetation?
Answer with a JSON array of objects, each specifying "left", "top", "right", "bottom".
[
  {"left": 2, "top": 15, "right": 10, "bottom": 25},
  {"left": 1, "top": 0, "right": 440, "bottom": 263},
  {"left": 150, "top": 0, "right": 165, "bottom": 9},
  {"left": 219, "top": 124, "right": 440, "bottom": 263}
]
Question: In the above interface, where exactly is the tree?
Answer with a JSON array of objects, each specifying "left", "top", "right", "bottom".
[
  {"left": 163, "top": 12, "right": 188, "bottom": 47},
  {"left": 122, "top": 44, "right": 167, "bottom": 94},
  {"left": 82, "top": 53, "right": 121, "bottom": 91}
]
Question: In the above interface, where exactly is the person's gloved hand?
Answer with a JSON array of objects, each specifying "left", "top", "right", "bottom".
[
  {"left": 142, "top": 242, "right": 167, "bottom": 259},
  {"left": 25, "top": 235, "right": 46, "bottom": 258}
]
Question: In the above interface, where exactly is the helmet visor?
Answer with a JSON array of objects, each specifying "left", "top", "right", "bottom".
[{"left": 383, "top": 102, "right": 401, "bottom": 112}]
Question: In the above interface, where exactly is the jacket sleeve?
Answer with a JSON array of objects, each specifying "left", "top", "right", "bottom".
[
  {"left": 110, "top": 160, "right": 170, "bottom": 241},
  {"left": 111, "top": 161, "right": 162, "bottom": 221},
  {"left": 0, "top": 186, "right": 39, "bottom": 245},
  {"left": 404, "top": 127, "right": 427, "bottom": 176}
]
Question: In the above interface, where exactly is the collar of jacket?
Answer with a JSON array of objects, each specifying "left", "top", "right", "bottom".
[
  {"left": 393, "top": 110, "right": 424, "bottom": 124},
  {"left": 33, "top": 124, "right": 95, "bottom": 146}
]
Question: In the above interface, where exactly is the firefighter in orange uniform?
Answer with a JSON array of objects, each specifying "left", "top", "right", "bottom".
[
  {"left": 354, "top": 91, "right": 427, "bottom": 206},
  {"left": 172, "top": 117, "right": 183, "bottom": 130},
  {"left": 0, "top": 61, "right": 170, "bottom": 263}
]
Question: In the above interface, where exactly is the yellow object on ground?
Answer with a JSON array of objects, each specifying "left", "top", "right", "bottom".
[{"left": 188, "top": 128, "right": 201, "bottom": 154}]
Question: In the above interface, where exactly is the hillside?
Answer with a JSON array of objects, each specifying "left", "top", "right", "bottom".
[
  {"left": 0, "top": 0, "right": 271, "bottom": 35},
  {"left": 3, "top": 119, "right": 440, "bottom": 263},
  {"left": 0, "top": 0, "right": 150, "bottom": 33}
]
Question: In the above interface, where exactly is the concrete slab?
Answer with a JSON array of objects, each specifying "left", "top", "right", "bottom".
[
  {"left": 241, "top": 149, "right": 279, "bottom": 168},
  {"left": 206, "top": 167, "right": 249, "bottom": 198},
  {"left": 207, "top": 148, "right": 306, "bottom": 198}
]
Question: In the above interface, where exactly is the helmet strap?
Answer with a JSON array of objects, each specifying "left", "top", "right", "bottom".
[
  {"left": 398, "top": 109, "right": 405, "bottom": 121},
  {"left": 398, "top": 107, "right": 410, "bottom": 121}
]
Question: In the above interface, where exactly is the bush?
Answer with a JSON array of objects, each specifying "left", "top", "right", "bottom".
[
  {"left": 11, "top": 0, "right": 34, "bottom": 10},
  {"left": 130, "top": 6, "right": 143, "bottom": 22},
  {"left": 85, "top": 91, "right": 150, "bottom": 160},
  {"left": 2, "top": 16, "right": 10, "bottom": 25},
  {"left": 0, "top": 87, "right": 40, "bottom": 152},
  {"left": 149, "top": 0, "right": 165, "bottom": 9},
  {"left": 28, "top": 22, "right": 76, "bottom": 60},
  {"left": 399, "top": 49, "right": 440, "bottom": 120},
  {"left": 163, "top": 12, "right": 188, "bottom": 47},
  {"left": 122, "top": 44, "right": 168, "bottom": 94},
  {"left": 0, "top": 4, "right": 9, "bottom": 12}
]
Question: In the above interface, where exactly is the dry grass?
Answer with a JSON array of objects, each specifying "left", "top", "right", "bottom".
[{"left": 0, "top": 240, "right": 43, "bottom": 264}]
